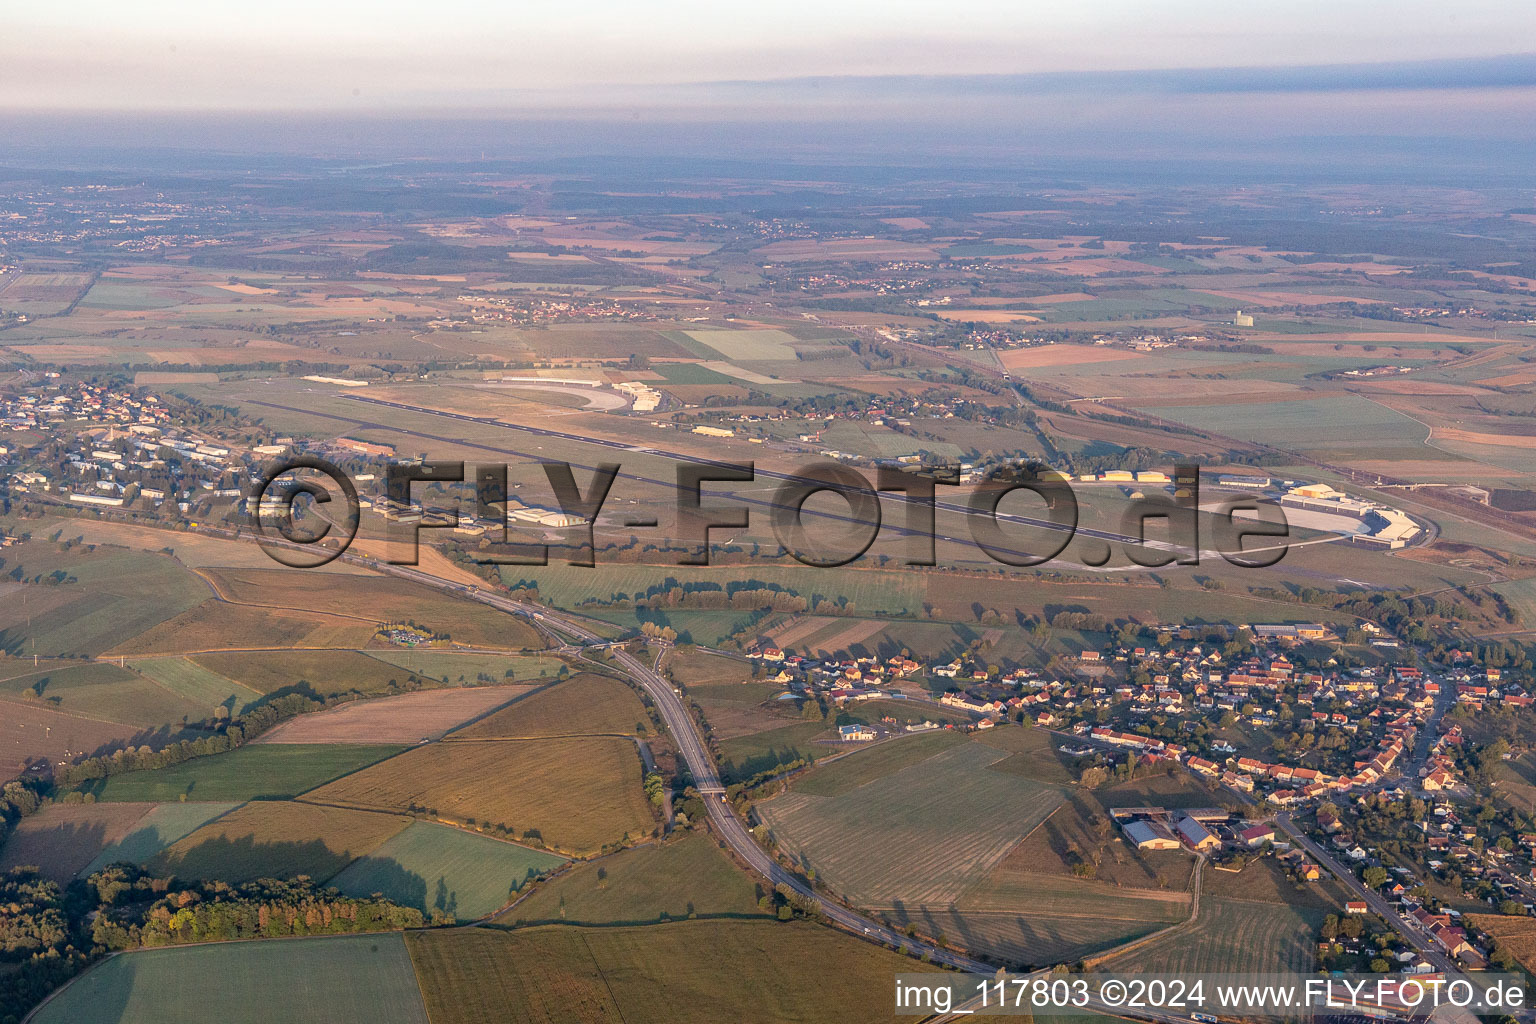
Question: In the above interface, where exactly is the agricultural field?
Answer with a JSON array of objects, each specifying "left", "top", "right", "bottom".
[
  {"left": 150, "top": 800, "right": 412, "bottom": 883},
  {"left": 683, "top": 678, "right": 799, "bottom": 742},
  {"left": 199, "top": 569, "right": 543, "bottom": 650},
  {"left": 717, "top": 720, "right": 834, "bottom": 780},
  {"left": 1201, "top": 856, "right": 1340, "bottom": 908},
  {"left": 973, "top": 724, "right": 1079, "bottom": 786},
  {"left": 363, "top": 651, "right": 569, "bottom": 685},
  {"left": 31, "top": 933, "right": 430, "bottom": 1024},
  {"left": 1466, "top": 914, "right": 1536, "bottom": 973},
  {"left": 683, "top": 328, "right": 799, "bottom": 360},
  {"left": 303, "top": 737, "right": 653, "bottom": 855},
  {"left": 755, "top": 741, "right": 1065, "bottom": 905},
  {"left": 1102, "top": 896, "right": 1326, "bottom": 974},
  {"left": 327, "top": 821, "right": 565, "bottom": 921},
  {"left": 0, "top": 547, "right": 208, "bottom": 657},
  {"left": 0, "top": 699, "right": 145, "bottom": 782},
  {"left": 0, "top": 270, "right": 94, "bottom": 314},
  {"left": 0, "top": 802, "right": 157, "bottom": 883},
  {"left": 127, "top": 657, "right": 264, "bottom": 716},
  {"left": 81, "top": 802, "right": 240, "bottom": 876},
  {"left": 998, "top": 788, "right": 1193, "bottom": 890},
  {"left": 254, "top": 686, "right": 533, "bottom": 744},
  {"left": 448, "top": 674, "right": 648, "bottom": 739},
  {"left": 883, "top": 904, "right": 1171, "bottom": 968},
  {"left": 794, "top": 729, "right": 968, "bottom": 797},
  {"left": 0, "top": 668, "right": 204, "bottom": 730},
  {"left": 407, "top": 919, "right": 917, "bottom": 1024},
  {"left": 113, "top": 601, "right": 376, "bottom": 656},
  {"left": 501, "top": 833, "right": 766, "bottom": 926},
  {"left": 78, "top": 743, "right": 406, "bottom": 802},
  {"left": 190, "top": 650, "right": 427, "bottom": 697}
]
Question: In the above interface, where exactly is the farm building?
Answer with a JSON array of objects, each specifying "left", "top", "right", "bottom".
[
  {"left": 1239, "top": 824, "right": 1276, "bottom": 847},
  {"left": 1123, "top": 820, "right": 1180, "bottom": 851},
  {"left": 1175, "top": 816, "right": 1220, "bottom": 851},
  {"left": 837, "top": 724, "right": 875, "bottom": 742}
]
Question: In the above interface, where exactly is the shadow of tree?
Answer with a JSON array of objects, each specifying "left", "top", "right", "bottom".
[
  {"left": 152, "top": 834, "right": 394, "bottom": 886},
  {"left": 0, "top": 819, "right": 111, "bottom": 884}
]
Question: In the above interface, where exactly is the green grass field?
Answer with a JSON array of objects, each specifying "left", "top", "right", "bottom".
[
  {"left": 717, "top": 720, "right": 834, "bottom": 781},
  {"left": 327, "top": 821, "right": 564, "bottom": 921},
  {"left": 501, "top": 833, "right": 766, "bottom": 926},
  {"left": 32, "top": 933, "right": 430, "bottom": 1024},
  {"left": 0, "top": 547, "right": 207, "bottom": 657},
  {"left": 407, "top": 919, "right": 916, "bottom": 1024},
  {"left": 1132, "top": 394, "right": 1425, "bottom": 453},
  {"left": 757, "top": 741, "right": 1065, "bottom": 905},
  {"left": 0, "top": 661, "right": 208, "bottom": 728},
  {"left": 150, "top": 800, "right": 411, "bottom": 883},
  {"left": 191, "top": 650, "right": 420, "bottom": 697},
  {"left": 128, "top": 657, "right": 263, "bottom": 716},
  {"left": 78, "top": 744, "right": 406, "bottom": 802}
]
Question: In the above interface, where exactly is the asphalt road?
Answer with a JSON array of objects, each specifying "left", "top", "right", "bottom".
[{"left": 1275, "top": 812, "right": 1458, "bottom": 974}]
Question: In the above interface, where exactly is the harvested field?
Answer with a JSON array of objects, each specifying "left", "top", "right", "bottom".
[
  {"left": 1435, "top": 427, "right": 1536, "bottom": 449},
  {"left": 80, "top": 743, "right": 405, "bottom": 802},
  {"left": 303, "top": 737, "right": 652, "bottom": 856},
  {"left": 749, "top": 238, "right": 940, "bottom": 261},
  {"left": 32, "top": 933, "right": 430, "bottom": 1024},
  {"left": 973, "top": 725, "right": 1078, "bottom": 786},
  {"left": 50, "top": 520, "right": 314, "bottom": 570},
  {"left": 254, "top": 686, "right": 533, "bottom": 744},
  {"left": 801, "top": 617, "right": 887, "bottom": 654},
  {"left": 0, "top": 700, "right": 142, "bottom": 781},
  {"left": 448, "top": 674, "right": 647, "bottom": 739},
  {"left": 407, "top": 919, "right": 917, "bottom": 1024},
  {"left": 81, "top": 802, "right": 240, "bottom": 875},
  {"left": 1102, "top": 896, "right": 1324, "bottom": 974},
  {"left": 501, "top": 833, "right": 764, "bottom": 926},
  {"left": 878, "top": 863, "right": 1190, "bottom": 966},
  {"left": 763, "top": 615, "right": 835, "bottom": 648},
  {"left": 998, "top": 788, "right": 1189, "bottom": 889},
  {"left": 1466, "top": 914, "right": 1536, "bottom": 972},
  {"left": 150, "top": 800, "right": 411, "bottom": 883},
  {"left": 0, "top": 802, "right": 154, "bottom": 883},
  {"left": 998, "top": 345, "right": 1146, "bottom": 369},
  {"left": 327, "top": 821, "right": 564, "bottom": 921},
  {"left": 756, "top": 742, "right": 1064, "bottom": 905},
  {"left": 881, "top": 905, "right": 1168, "bottom": 968},
  {"left": 197, "top": 569, "right": 542, "bottom": 649}
]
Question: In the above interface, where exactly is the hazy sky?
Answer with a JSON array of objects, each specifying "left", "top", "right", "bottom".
[{"left": 4, "top": 0, "right": 1535, "bottom": 109}]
